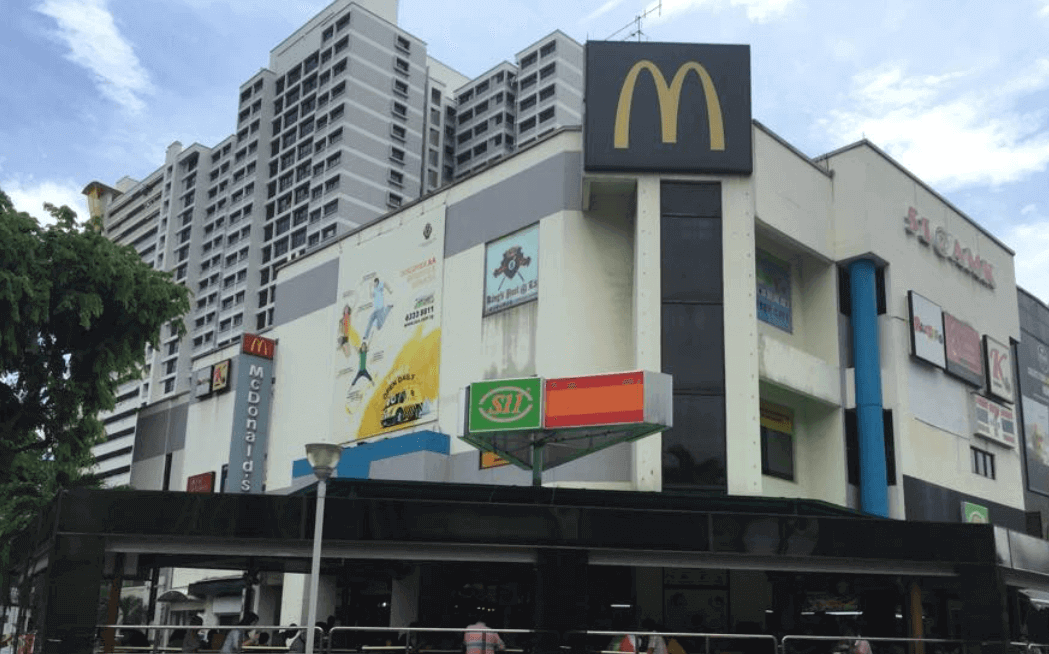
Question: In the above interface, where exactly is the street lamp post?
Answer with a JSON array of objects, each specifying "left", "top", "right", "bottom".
[{"left": 304, "top": 443, "right": 342, "bottom": 654}]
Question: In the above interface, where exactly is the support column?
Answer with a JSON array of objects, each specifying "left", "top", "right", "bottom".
[
  {"left": 957, "top": 564, "right": 1010, "bottom": 654},
  {"left": 633, "top": 176, "right": 662, "bottom": 492},
  {"left": 534, "top": 550, "right": 588, "bottom": 654},
  {"left": 41, "top": 535, "right": 107, "bottom": 654},
  {"left": 849, "top": 259, "right": 889, "bottom": 517}
]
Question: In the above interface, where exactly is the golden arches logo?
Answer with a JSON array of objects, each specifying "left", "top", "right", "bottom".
[{"left": 613, "top": 60, "right": 725, "bottom": 151}]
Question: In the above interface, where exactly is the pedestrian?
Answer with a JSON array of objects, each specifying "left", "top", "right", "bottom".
[
  {"left": 219, "top": 611, "right": 259, "bottom": 653},
  {"left": 464, "top": 617, "right": 505, "bottom": 654},
  {"left": 641, "top": 619, "right": 667, "bottom": 654},
  {"left": 181, "top": 615, "right": 204, "bottom": 652}
]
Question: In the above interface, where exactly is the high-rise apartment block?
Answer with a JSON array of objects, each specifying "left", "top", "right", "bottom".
[{"left": 82, "top": 0, "right": 583, "bottom": 485}]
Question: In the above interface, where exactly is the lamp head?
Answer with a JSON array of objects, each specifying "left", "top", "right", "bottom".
[{"left": 305, "top": 443, "right": 343, "bottom": 481}]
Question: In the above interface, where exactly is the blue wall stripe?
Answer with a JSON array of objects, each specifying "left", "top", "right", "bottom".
[{"left": 291, "top": 430, "right": 450, "bottom": 480}]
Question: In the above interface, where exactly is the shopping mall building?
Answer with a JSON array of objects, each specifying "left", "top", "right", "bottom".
[{"left": 10, "top": 39, "right": 1049, "bottom": 654}]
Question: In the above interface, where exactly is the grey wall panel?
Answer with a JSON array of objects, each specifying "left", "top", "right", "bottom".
[
  {"left": 445, "top": 151, "right": 582, "bottom": 257},
  {"left": 133, "top": 401, "right": 189, "bottom": 461},
  {"left": 907, "top": 362, "right": 969, "bottom": 437},
  {"left": 446, "top": 442, "right": 632, "bottom": 485},
  {"left": 369, "top": 450, "right": 450, "bottom": 482},
  {"left": 273, "top": 258, "right": 339, "bottom": 327}
]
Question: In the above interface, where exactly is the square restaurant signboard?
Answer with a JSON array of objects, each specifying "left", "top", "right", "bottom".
[
  {"left": 983, "top": 335, "right": 1015, "bottom": 404},
  {"left": 584, "top": 41, "right": 752, "bottom": 174},
  {"left": 908, "top": 291, "right": 946, "bottom": 369},
  {"left": 972, "top": 394, "right": 1017, "bottom": 448},
  {"left": 944, "top": 312, "right": 984, "bottom": 387}
]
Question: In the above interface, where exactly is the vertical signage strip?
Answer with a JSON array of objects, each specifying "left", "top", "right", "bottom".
[{"left": 226, "top": 334, "right": 276, "bottom": 493}]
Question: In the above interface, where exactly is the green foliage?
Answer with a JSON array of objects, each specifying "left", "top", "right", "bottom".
[{"left": 0, "top": 187, "right": 190, "bottom": 583}]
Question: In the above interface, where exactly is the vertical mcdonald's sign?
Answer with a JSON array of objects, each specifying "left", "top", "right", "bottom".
[{"left": 584, "top": 41, "right": 752, "bottom": 174}]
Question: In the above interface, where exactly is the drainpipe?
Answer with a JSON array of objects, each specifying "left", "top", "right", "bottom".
[{"left": 849, "top": 259, "right": 889, "bottom": 517}]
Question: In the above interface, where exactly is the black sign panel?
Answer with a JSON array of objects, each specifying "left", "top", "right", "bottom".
[{"left": 584, "top": 41, "right": 752, "bottom": 174}]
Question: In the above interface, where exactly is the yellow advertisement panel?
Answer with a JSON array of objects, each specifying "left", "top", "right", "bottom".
[{"left": 333, "top": 210, "right": 444, "bottom": 441}]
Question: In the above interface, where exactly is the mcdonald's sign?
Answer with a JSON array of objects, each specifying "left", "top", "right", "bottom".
[
  {"left": 584, "top": 41, "right": 752, "bottom": 174},
  {"left": 242, "top": 333, "right": 275, "bottom": 359}
]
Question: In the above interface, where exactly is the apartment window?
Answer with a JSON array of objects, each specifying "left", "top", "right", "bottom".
[
  {"left": 458, "top": 108, "right": 473, "bottom": 125},
  {"left": 328, "top": 128, "right": 343, "bottom": 145},
  {"left": 387, "top": 192, "right": 402, "bottom": 208},
  {"left": 322, "top": 26, "right": 334, "bottom": 42},
  {"left": 164, "top": 379, "right": 175, "bottom": 393},
  {"left": 393, "top": 79, "right": 409, "bottom": 98},
  {"left": 520, "top": 51, "right": 537, "bottom": 68},
  {"left": 324, "top": 175, "right": 340, "bottom": 193},
  {"left": 390, "top": 146, "right": 405, "bottom": 164},
  {"left": 323, "top": 200, "right": 338, "bottom": 216},
  {"left": 396, "top": 35, "right": 411, "bottom": 52},
  {"left": 519, "top": 116, "right": 536, "bottom": 132},
  {"left": 520, "top": 74, "right": 537, "bottom": 91},
  {"left": 430, "top": 107, "right": 440, "bottom": 125},
  {"left": 972, "top": 447, "right": 996, "bottom": 479},
  {"left": 395, "top": 57, "right": 410, "bottom": 76},
  {"left": 291, "top": 229, "right": 306, "bottom": 248},
  {"left": 392, "top": 101, "right": 408, "bottom": 119},
  {"left": 332, "top": 58, "right": 347, "bottom": 76},
  {"left": 520, "top": 95, "right": 537, "bottom": 111},
  {"left": 431, "top": 88, "right": 441, "bottom": 104},
  {"left": 459, "top": 89, "right": 473, "bottom": 104},
  {"left": 539, "top": 84, "right": 555, "bottom": 101},
  {"left": 335, "top": 13, "right": 350, "bottom": 30},
  {"left": 329, "top": 104, "right": 344, "bottom": 121},
  {"left": 538, "top": 107, "right": 555, "bottom": 123},
  {"left": 388, "top": 170, "right": 404, "bottom": 187},
  {"left": 540, "top": 63, "right": 556, "bottom": 80},
  {"left": 391, "top": 123, "right": 407, "bottom": 142},
  {"left": 427, "top": 169, "right": 438, "bottom": 188},
  {"left": 429, "top": 128, "right": 440, "bottom": 146},
  {"left": 327, "top": 152, "right": 341, "bottom": 168},
  {"left": 540, "top": 41, "right": 556, "bottom": 57},
  {"left": 760, "top": 405, "right": 794, "bottom": 481}
]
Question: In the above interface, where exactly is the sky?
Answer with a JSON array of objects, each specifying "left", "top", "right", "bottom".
[{"left": 1, "top": 0, "right": 1048, "bottom": 300}]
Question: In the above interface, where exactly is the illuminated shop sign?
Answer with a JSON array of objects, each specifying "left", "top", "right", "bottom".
[
  {"left": 584, "top": 41, "right": 752, "bottom": 174},
  {"left": 907, "top": 291, "right": 946, "bottom": 368},
  {"left": 186, "top": 471, "right": 215, "bottom": 493},
  {"left": 972, "top": 394, "right": 1016, "bottom": 448},
  {"left": 468, "top": 377, "right": 543, "bottom": 433},
  {"left": 944, "top": 312, "right": 984, "bottom": 387},
  {"left": 903, "top": 207, "right": 995, "bottom": 288},
  {"left": 983, "top": 336, "right": 1014, "bottom": 404},
  {"left": 226, "top": 334, "right": 275, "bottom": 493}
]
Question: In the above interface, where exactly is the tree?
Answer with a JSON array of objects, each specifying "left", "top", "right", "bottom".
[{"left": 0, "top": 188, "right": 190, "bottom": 581}]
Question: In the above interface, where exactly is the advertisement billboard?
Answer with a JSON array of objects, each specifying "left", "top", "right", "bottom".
[
  {"left": 972, "top": 394, "right": 1017, "bottom": 448},
  {"left": 756, "top": 250, "right": 791, "bottom": 333},
  {"left": 1019, "top": 330, "right": 1049, "bottom": 495},
  {"left": 944, "top": 312, "right": 983, "bottom": 386},
  {"left": 333, "top": 213, "right": 443, "bottom": 441},
  {"left": 908, "top": 291, "right": 946, "bottom": 368},
  {"left": 584, "top": 41, "right": 752, "bottom": 174},
  {"left": 984, "top": 335, "right": 1015, "bottom": 403},
  {"left": 484, "top": 225, "right": 539, "bottom": 315}
]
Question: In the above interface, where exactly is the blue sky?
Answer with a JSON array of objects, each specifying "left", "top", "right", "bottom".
[{"left": 2, "top": 0, "right": 1048, "bottom": 299}]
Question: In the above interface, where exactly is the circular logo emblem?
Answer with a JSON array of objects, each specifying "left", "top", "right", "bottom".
[
  {"left": 423, "top": 223, "right": 432, "bottom": 240},
  {"left": 478, "top": 386, "right": 535, "bottom": 424}
]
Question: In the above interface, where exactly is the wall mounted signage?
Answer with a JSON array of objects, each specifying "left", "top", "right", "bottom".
[
  {"left": 484, "top": 224, "right": 539, "bottom": 315},
  {"left": 480, "top": 451, "right": 511, "bottom": 469},
  {"left": 1023, "top": 395, "right": 1049, "bottom": 496},
  {"left": 944, "top": 312, "right": 984, "bottom": 386},
  {"left": 908, "top": 291, "right": 946, "bottom": 368},
  {"left": 242, "top": 333, "right": 276, "bottom": 359},
  {"left": 211, "top": 359, "right": 231, "bottom": 394},
  {"left": 333, "top": 212, "right": 443, "bottom": 441},
  {"left": 193, "top": 367, "right": 213, "bottom": 398},
  {"left": 545, "top": 371, "right": 647, "bottom": 428},
  {"left": 186, "top": 471, "right": 215, "bottom": 493},
  {"left": 468, "top": 377, "right": 544, "bottom": 433},
  {"left": 756, "top": 249, "right": 792, "bottom": 332},
  {"left": 584, "top": 41, "right": 752, "bottom": 174},
  {"left": 226, "top": 338, "right": 275, "bottom": 493},
  {"left": 983, "top": 336, "right": 1014, "bottom": 403},
  {"left": 903, "top": 207, "right": 995, "bottom": 288},
  {"left": 961, "top": 501, "right": 990, "bottom": 524},
  {"left": 1019, "top": 336, "right": 1049, "bottom": 406},
  {"left": 972, "top": 394, "right": 1016, "bottom": 448}
]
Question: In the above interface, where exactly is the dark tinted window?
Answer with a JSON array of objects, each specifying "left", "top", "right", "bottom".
[
  {"left": 661, "top": 304, "right": 724, "bottom": 393},
  {"left": 663, "top": 395, "right": 726, "bottom": 488},
  {"left": 661, "top": 215, "right": 722, "bottom": 302}
]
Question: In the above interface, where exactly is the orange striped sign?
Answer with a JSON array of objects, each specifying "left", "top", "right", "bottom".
[{"left": 544, "top": 371, "right": 645, "bottom": 428}]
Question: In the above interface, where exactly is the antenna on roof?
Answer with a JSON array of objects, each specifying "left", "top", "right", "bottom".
[{"left": 605, "top": 1, "right": 662, "bottom": 42}]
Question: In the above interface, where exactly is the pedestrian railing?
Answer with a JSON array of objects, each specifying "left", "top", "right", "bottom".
[
  {"left": 326, "top": 625, "right": 553, "bottom": 654},
  {"left": 570, "top": 629, "right": 778, "bottom": 654},
  {"left": 94, "top": 623, "right": 322, "bottom": 653}
]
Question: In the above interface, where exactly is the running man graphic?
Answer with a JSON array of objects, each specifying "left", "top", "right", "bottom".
[
  {"left": 351, "top": 341, "right": 374, "bottom": 387},
  {"left": 363, "top": 276, "right": 394, "bottom": 340}
]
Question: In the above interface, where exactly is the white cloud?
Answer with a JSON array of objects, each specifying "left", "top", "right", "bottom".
[
  {"left": 35, "top": 0, "right": 153, "bottom": 113},
  {"left": 2, "top": 178, "right": 90, "bottom": 228},
  {"left": 822, "top": 60, "right": 1049, "bottom": 191},
  {"left": 1040, "top": 0, "right": 1049, "bottom": 17},
  {"left": 648, "top": 0, "right": 798, "bottom": 25},
  {"left": 583, "top": 0, "right": 627, "bottom": 23},
  {"left": 1007, "top": 208, "right": 1049, "bottom": 304}
]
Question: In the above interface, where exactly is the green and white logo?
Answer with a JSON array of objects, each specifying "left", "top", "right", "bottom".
[{"left": 468, "top": 378, "right": 543, "bottom": 433}]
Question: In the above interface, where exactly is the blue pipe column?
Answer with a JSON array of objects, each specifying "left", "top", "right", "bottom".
[{"left": 849, "top": 259, "right": 889, "bottom": 517}]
